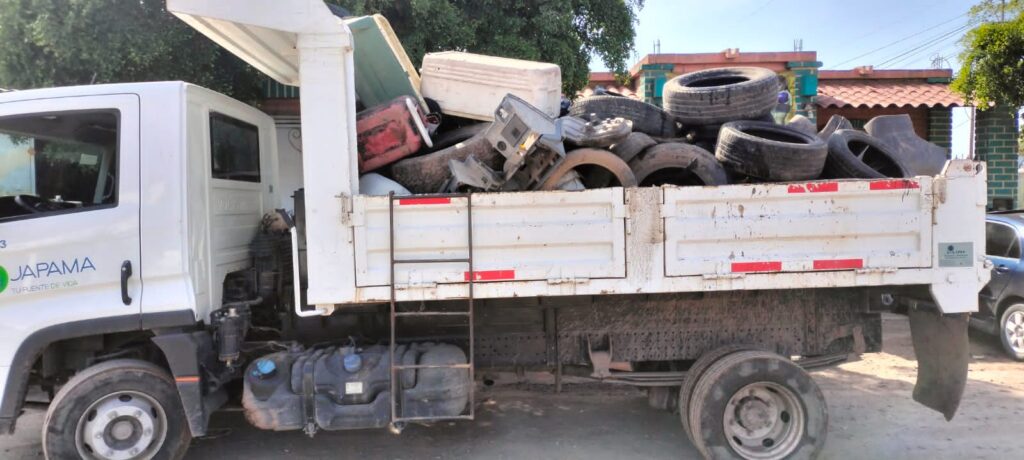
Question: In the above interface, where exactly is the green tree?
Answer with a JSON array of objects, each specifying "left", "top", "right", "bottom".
[
  {"left": 969, "top": 0, "right": 1024, "bottom": 22},
  {"left": 952, "top": 7, "right": 1024, "bottom": 108},
  {"left": 332, "top": 0, "right": 643, "bottom": 95},
  {"left": 0, "top": 0, "right": 262, "bottom": 100}
]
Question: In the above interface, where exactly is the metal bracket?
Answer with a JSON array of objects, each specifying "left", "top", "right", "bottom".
[{"left": 337, "top": 192, "right": 353, "bottom": 226}]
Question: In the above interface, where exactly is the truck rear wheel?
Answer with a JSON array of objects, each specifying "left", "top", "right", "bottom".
[
  {"left": 42, "top": 359, "right": 191, "bottom": 460},
  {"left": 687, "top": 350, "right": 827, "bottom": 460}
]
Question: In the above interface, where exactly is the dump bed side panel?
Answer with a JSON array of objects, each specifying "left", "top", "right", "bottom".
[
  {"left": 353, "top": 188, "right": 626, "bottom": 287},
  {"left": 663, "top": 178, "right": 932, "bottom": 277}
]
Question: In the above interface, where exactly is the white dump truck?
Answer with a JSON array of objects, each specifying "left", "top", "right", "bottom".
[{"left": 0, "top": 1, "right": 989, "bottom": 459}]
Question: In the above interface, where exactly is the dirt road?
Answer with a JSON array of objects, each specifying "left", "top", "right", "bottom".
[{"left": 3, "top": 314, "right": 1022, "bottom": 459}]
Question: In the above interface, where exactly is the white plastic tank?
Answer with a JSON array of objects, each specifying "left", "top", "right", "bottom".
[{"left": 420, "top": 51, "right": 562, "bottom": 121}]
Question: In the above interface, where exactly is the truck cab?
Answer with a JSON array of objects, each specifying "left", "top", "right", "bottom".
[{"left": 0, "top": 82, "right": 278, "bottom": 436}]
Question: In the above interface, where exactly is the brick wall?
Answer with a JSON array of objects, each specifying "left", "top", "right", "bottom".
[
  {"left": 975, "top": 105, "right": 1020, "bottom": 208},
  {"left": 927, "top": 107, "right": 952, "bottom": 157}
]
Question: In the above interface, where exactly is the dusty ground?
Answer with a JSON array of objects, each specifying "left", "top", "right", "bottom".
[{"left": 3, "top": 313, "right": 1023, "bottom": 459}]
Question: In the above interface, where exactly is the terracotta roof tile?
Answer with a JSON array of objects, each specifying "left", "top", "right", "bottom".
[{"left": 816, "top": 79, "right": 962, "bottom": 109}]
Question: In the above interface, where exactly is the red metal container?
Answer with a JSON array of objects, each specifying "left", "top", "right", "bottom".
[{"left": 356, "top": 95, "right": 432, "bottom": 172}]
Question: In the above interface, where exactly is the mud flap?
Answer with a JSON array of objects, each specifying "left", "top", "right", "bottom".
[{"left": 908, "top": 307, "right": 969, "bottom": 420}]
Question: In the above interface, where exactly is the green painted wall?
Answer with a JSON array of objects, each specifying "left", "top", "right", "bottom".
[
  {"left": 975, "top": 105, "right": 1020, "bottom": 208},
  {"left": 927, "top": 107, "right": 952, "bottom": 158}
]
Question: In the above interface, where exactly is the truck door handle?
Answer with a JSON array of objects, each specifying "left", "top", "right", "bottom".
[
  {"left": 121, "top": 260, "right": 133, "bottom": 305},
  {"left": 996, "top": 265, "right": 1011, "bottom": 274}
]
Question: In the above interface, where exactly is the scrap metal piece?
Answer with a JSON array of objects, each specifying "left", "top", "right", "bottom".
[
  {"left": 444, "top": 155, "right": 503, "bottom": 192},
  {"left": 574, "top": 117, "right": 632, "bottom": 148},
  {"left": 558, "top": 116, "right": 633, "bottom": 148},
  {"left": 865, "top": 114, "right": 948, "bottom": 176},
  {"left": 484, "top": 94, "right": 566, "bottom": 180},
  {"left": 908, "top": 305, "right": 969, "bottom": 420},
  {"left": 537, "top": 148, "right": 637, "bottom": 191}
]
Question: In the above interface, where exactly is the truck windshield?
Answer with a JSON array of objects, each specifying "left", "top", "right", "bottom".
[{"left": 0, "top": 110, "right": 119, "bottom": 221}]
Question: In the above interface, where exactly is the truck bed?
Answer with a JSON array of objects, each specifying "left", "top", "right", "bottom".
[{"left": 337, "top": 160, "right": 987, "bottom": 314}]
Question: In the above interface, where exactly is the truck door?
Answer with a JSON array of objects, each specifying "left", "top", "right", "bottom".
[
  {"left": 980, "top": 220, "right": 1021, "bottom": 312},
  {"left": 0, "top": 95, "right": 141, "bottom": 332}
]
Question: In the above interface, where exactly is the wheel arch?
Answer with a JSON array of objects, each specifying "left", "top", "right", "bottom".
[
  {"left": 0, "top": 310, "right": 195, "bottom": 434},
  {"left": 997, "top": 296, "right": 1024, "bottom": 320}
]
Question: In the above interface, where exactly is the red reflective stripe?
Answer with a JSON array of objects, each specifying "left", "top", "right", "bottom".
[
  {"left": 787, "top": 182, "right": 839, "bottom": 193},
  {"left": 731, "top": 261, "right": 782, "bottom": 273},
  {"left": 464, "top": 270, "right": 515, "bottom": 281},
  {"left": 869, "top": 179, "right": 919, "bottom": 190},
  {"left": 398, "top": 197, "right": 451, "bottom": 205},
  {"left": 813, "top": 258, "right": 864, "bottom": 270},
  {"left": 175, "top": 376, "right": 200, "bottom": 383}
]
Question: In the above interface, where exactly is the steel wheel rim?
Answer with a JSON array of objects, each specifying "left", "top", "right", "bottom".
[
  {"left": 1005, "top": 311, "right": 1024, "bottom": 354},
  {"left": 75, "top": 390, "right": 168, "bottom": 460},
  {"left": 723, "top": 382, "right": 805, "bottom": 460}
]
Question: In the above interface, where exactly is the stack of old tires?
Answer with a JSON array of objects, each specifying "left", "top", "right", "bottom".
[{"left": 569, "top": 66, "right": 913, "bottom": 187}]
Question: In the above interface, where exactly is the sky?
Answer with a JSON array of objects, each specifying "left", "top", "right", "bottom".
[
  {"left": 595, "top": 0, "right": 983, "bottom": 156},
  {"left": 618, "top": 0, "right": 975, "bottom": 71}
]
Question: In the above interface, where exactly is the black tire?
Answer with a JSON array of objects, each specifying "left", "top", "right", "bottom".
[
  {"left": 390, "top": 134, "right": 503, "bottom": 193},
  {"left": 663, "top": 67, "right": 780, "bottom": 125},
  {"left": 688, "top": 350, "right": 828, "bottom": 460},
  {"left": 630, "top": 143, "right": 728, "bottom": 187},
  {"left": 430, "top": 123, "right": 490, "bottom": 151},
  {"left": 679, "top": 345, "right": 757, "bottom": 444},
  {"left": 999, "top": 304, "right": 1024, "bottom": 361},
  {"left": 611, "top": 132, "right": 657, "bottom": 163},
  {"left": 569, "top": 95, "right": 678, "bottom": 137},
  {"left": 817, "top": 114, "right": 852, "bottom": 141},
  {"left": 43, "top": 359, "right": 191, "bottom": 460},
  {"left": 825, "top": 129, "right": 910, "bottom": 179},
  {"left": 786, "top": 115, "right": 817, "bottom": 137},
  {"left": 716, "top": 120, "right": 828, "bottom": 181}
]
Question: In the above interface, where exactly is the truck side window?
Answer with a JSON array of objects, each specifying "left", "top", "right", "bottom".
[
  {"left": 210, "top": 112, "right": 260, "bottom": 182},
  {"left": 986, "top": 222, "right": 1019, "bottom": 258},
  {"left": 0, "top": 110, "right": 119, "bottom": 221}
]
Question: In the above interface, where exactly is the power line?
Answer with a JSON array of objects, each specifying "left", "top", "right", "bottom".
[
  {"left": 876, "top": 23, "right": 971, "bottom": 68},
  {"left": 747, "top": 0, "right": 775, "bottom": 18},
  {"left": 830, "top": 12, "right": 968, "bottom": 68},
  {"left": 880, "top": 30, "right": 966, "bottom": 68}
]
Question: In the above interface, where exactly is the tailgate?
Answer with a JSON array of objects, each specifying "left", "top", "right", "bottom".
[
  {"left": 663, "top": 178, "right": 933, "bottom": 277},
  {"left": 353, "top": 188, "right": 626, "bottom": 287}
]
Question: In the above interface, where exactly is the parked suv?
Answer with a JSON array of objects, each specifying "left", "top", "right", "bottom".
[{"left": 975, "top": 211, "right": 1024, "bottom": 360}]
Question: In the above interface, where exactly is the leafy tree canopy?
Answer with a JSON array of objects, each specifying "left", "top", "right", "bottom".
[
  {"left": 0, "top": 0, "right": 263, "bottom": 100},
  {"left": 0, "top": 0, "right": 642, "bottom": 100},
  {"left": 969, "top": 0, "right": 1024, "bottom": 21},
  {"left": 951, "top": 11, "right": 1024, "bottom": 108},
  {"left": 331, "top": 0, "right": 643, "bottom": 95}
]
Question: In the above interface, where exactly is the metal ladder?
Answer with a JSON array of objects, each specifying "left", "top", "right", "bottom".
[{"left": 387, "top": 192, "right": 475, "bottom": 426}]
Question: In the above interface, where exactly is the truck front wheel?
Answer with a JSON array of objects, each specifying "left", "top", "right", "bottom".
[
  {"left": 42, "top": 359, "right": 191, "bottom": 460},
  {"left": 687, "top": 350, "right": 827, "bottom": 460}
]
